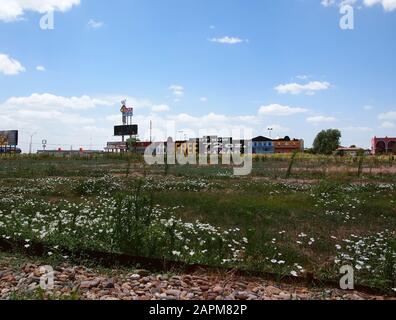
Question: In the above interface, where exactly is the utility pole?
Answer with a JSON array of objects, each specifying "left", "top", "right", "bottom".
[
  {"left": 150, "top": 120, "right": 153, "bottom": 143},
  {"left": 29, "top": 132, "right": 37, "bottom": 154},
  {"left": 267, "top": 128, "right": 273, "bottom": 139}
]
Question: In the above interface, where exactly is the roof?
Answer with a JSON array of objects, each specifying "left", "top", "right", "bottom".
[
  {"left": 274, "top": 138, "right": 300, "bottom": 142},
  {"left": 252, "top": 136, "right": 272, "bottom": 142}
]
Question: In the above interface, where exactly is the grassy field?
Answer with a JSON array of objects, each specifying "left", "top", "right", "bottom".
[{"left": 0, "top": 154, "right": 395, "bottom": 292}]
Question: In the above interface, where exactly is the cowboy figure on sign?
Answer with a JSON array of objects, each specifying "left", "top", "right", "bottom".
[{"left": 120, "top": 99, "right": 127, "bottom": 124}]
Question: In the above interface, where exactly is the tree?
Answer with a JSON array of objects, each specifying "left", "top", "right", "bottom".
[
  {"left": 313, "top": 129, "right": 342, "bottom": 155},
  {"left": 126, "top": 137, "right": 140, "bottom": 152}
]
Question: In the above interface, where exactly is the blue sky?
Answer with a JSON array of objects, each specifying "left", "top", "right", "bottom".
[{"left": 0, "top": 0, "right": 395, "bottom": 151}]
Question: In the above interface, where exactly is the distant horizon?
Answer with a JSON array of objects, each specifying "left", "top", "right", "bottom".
[{"left": 11, "top": 131, "right": 394, "bottom": 154}]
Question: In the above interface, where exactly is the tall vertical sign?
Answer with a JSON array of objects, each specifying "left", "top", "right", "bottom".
[{"left": 120, "top": 100, "right": 134, "bottom": 142}]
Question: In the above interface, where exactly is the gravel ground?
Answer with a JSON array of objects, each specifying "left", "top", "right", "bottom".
[{"left": 0, "top": 254, "right": 393, "bottom": 301}]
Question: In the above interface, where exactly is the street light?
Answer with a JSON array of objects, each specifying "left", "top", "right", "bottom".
[
  {"left": 29, "top": 132, "right": 37, "bottom": 154},
  {"left": 267, "top": 128, "right": 274, "bottom": 138}
]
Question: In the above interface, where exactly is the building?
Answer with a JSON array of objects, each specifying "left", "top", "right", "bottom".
[
  {"left": 110, "top": 135, "right": 304, "bottom": 156},
  {"left": 372, "top": 137, "right": 396, "bottom": 155},
  {"left": 175, "top": 137, "right": 246, "bottom": 156},
  {"left": 273, "top": 137, "right": 304, "bottom": 154},
  {"left": 252, "top": 136, "right": 274, "bottom": 154}
]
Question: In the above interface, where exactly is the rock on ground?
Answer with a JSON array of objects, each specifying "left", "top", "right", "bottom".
[{"left": 0, "top": 255, "right": 393, "bottom": 301}]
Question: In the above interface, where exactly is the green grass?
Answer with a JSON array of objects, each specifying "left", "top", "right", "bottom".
[{"left": 0, "top": 154, "right": 395, "bottom": 292}]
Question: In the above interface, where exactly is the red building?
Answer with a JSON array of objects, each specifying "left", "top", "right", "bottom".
[
  {"left": 371, "top": 137, "right": 396, "bottom": 155},
  {"left": 273, "top": 137, "right": 304, "bottom": 154}
]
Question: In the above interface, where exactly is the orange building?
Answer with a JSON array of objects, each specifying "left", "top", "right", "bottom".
[{"left": 273, "top": 137, "right": 304, "bottom": 154}]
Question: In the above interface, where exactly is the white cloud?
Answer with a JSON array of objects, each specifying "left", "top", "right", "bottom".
[
  {"left": 169, "top": 85, "right": 184, "bottom": 97},
  {"left": 363, "top": 105, "right": 373, "bottom": 110},
  {"left": 161, "top": 112, "right": 259, "bottom": 139},
  {"left": 378, "top": 111, "right": 396, "bottom": 120},
  {"left": 258, "top": 104, "right": 308, "bottom": 116},
  {"left": 15, "top": 109, "right": 94, "bottom": 125},
  {"left": 105, "top": 114, "right": 121, "bottom": 123},
  {"left": 87, "top": 19, "right": 104, "bottom": 29},
  {"left": 321, "top": 0, "right": 336, "bottom": 7},
  {"left": 266, "top": 124, "right": 291, "bottom": 133},
  {"left": 200, "top": 97, "right": 208, "bottom": 102},
  {"left": 36, "top": 65, "right": 46, "bottom": 72},
  {"left": 363, "top": 0, "right": 396, "bottom": 11},
  {"left": 381, "top": 121, "right": 396, "bottom": 129},
  {"left": 0, "top": 92, "right": 375, "bottom": 152},
  {"left": 0, "top": 0, "right": 81, "bottom": 22},
  {"left": 343, "top": 126, "right": 373, "bottom": 132},
  {"left": 321, "top": 0, "right": 396, "bottom": 11},
  {"left": 101, "top": 95, "right": 153, "bottom": 110},
  {"left": 275, "top": 81, "right": 331, "bottom": 95},
  {"left": 166, "top": 112, "right": 258, "bottom": 128},
  {"left": 103, "top": 112, "right": 261, "bottom": 143},
  {"left": 0, "top": 92, "right": 206, "bottom": 152},
  {"left": 209, "top": 36, "right": 245, "bottom": 44},
  {"left": 321, "top": 0, "right": 359, "bottom": 8},
  {"left": 296, "top": 75, "right": 309, "bottom": 80},
  {"left": 152, "top": 104, "right": 170, "bottom": 113},
  {"left": 0, "top": 93, "right": 100, "bottom": 151},
  {"left": 306, "top": 115, "right": 338, "bottom": 125},
  {"left": 3, "top": 93, "right": 113, "bottom": 111},
  {"left": 0, "top": 92, "right": 154, "bottom": 152},
  {"left": 0, "top": 53, "right": 25, "bottom": 75}
]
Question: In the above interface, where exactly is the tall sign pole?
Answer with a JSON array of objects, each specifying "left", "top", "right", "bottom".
[
  {"left": 120, "top": 100, "right": 127, "bottom": 143},
  {"left": 120, "top": 99, "right": 135, "bottom": 150}
]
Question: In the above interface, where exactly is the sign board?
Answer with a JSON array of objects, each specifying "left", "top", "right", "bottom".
[
  {"left": 0, "top": 130, "right": 18, "bottom": 146},
  {"left": 106, "top": 141, "right": 128, "bottom": 152},
  {"left": 107, "top": 141, "right": 127, "bottom": 148},
  {"left": 114, "top": 125, "right": 138, "bottom": 136},
  {"left": 121, "top": 106, "right": 134, "bottom": 117},
  {"left": 124, "top": 108, "right": 134, "bottom": 117}
]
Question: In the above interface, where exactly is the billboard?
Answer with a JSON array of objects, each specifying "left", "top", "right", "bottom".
[
  {"left": 114, "top": 125, "right": 138, "bottom": 136},
  {"left": 107, "top": 141, "right": 127, "bottom": 148},
  {"left": 106, "top": 141, "right": 128, "bottom": 152},
  {"left": 121, "top": 107, "right": 134, "bottom": 117},
  {"left": 0, "top": 130, "right": 18, "bottom": 146}
]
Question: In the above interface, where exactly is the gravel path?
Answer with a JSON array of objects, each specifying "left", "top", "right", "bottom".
[{"left": 0, "top": 255, "right": 393, "bottom": 300}]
